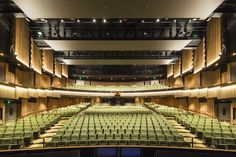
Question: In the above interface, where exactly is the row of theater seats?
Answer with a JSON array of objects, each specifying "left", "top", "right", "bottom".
[
  {"left": 64, "top": 84, "right": 169, "bottom": 92},
  {"left": 0, "top": 103, "right": 88, "bottom": 150},
  {"left": 147, "top": 103, "right": 236, "bottom": 149},
  {"left": 46, "top": 106, "right": 189, "bottom": 147},
  {"left": 176, "top": 114, "right": 236, "bottom": 149}
]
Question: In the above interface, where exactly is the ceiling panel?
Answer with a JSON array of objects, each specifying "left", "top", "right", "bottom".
[
  {"left": 13, "top": 0, "right": 223, "bottom": 20},
  {"left": 44, "top": 40, "right": 191, "bottom": 51},
  {"left": 62, "top": 59, "right": 173, "bottom": 65}
]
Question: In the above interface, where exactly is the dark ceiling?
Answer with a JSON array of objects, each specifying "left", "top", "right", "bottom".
[{"left": 1, "top": 0, "right": 236, "bottom": 82}]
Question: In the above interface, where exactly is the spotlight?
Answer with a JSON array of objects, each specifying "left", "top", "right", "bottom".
[
  {"left": 37, "top": 31, "right": 43, "bottom": 36},
  {"left": 61, "top": 19, "right": 64, "bottom": 23},
  {"left": 93, "top": 19, "right": 96, "bottom": 23},
  {"left": 103, "top": 19, "right": 107, "bottom": 23},
  {"left": 119, "top": 19, "right": 122, "bottom": 23},
  {"left": 77, "top": 19, "right": 80, "bottom": 23},
  {"left": 156, "top": 19, "right": 160, "bottom": 23}
]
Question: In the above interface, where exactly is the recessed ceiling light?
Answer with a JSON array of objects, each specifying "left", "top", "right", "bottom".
[
  {"left": 156, "top": 19, "right": 160, "bottom": 22},
  {"left": 119, "top": 19, "right": 122, "bottom": 23},
  {"left": 103, "top": 19, "right": 107, "bottom": 23},
  {"left": 142, "top": 20, "right": 144, "bottom": 23},
  {"left": 37, "top": 31, "right": 42, "bottom": 36},
  {"left": 93, "top": 19, "right": 96, "bottom": 23},
  {"left": 77, "top": 19, "right": 80, "bottom": 23},
  {"left": 173, "top": 19, "right": 177, "bottom": 23},
  {"left": 61, "top": 19, "right": 64, "bottom": 23}
]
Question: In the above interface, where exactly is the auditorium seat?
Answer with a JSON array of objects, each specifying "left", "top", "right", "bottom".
[{"left": 47, "top": 105, "right": 188, "bottom": 147}]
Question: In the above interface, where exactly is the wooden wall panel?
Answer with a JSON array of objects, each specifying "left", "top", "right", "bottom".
[
  {"left": 221, "top": 64, "right": 231, "bottom": 84},
  {"left": 174, "top": 59, "right": 181, "bottom": 78},
  {"left": 206, "top": 18, "right": 222, "bottom": 67},
  {"left": 31, "top": 41, "right": 42, "bottom": 74},
  {"left": 15, "top": 69, "right": 34, "bottom": 87},
  {"left": 52, "top": 77, "right": 63, "bottom": 88},
  {"left": 182, "top": 49, "right": 193, "bottom": 74},
  {"left": 5, "top": 64, "right": 15, "bottom": 83},
  {"left": 15, "top": 18, "right": 30, "bottom": 67},
  {"left": 54, "top": 60, "right": 62, "bottom": 78},
  {"left": 184, "top": 73, "right": 200, "bottom": 88},
  {"left": 42, "top": 50, "right": 54, "bottom": 74},
  {"left": 35, "top": 73, "right": 51, "bottom": 89},
  {"left": 169, "top": 76, "right": 183, "bottom": 87},
  {"left": 194, "top": 39, "right": 205, "bottom": 74},
  {"left": 66, "top": 79, "right": 76, "bottom": 86},
  {"left": 167, "top": 64, "right": 174, "bottom": 78},
  {"left": 62, "top": 64, "right": 68, "bottom": 78},
  {"left": 202, "top": 69, "right": 221, "bottom": 87}
]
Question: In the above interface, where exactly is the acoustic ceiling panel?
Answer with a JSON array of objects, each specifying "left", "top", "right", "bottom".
[
  {"left": 13, "top": 0, "right": 223, "bottom": 20},
  {"left": 44, "top": 40, "right": 191, "bottom": 51},
  {"left": 62, "top": 59, "right": 173, "bottom": 65}
]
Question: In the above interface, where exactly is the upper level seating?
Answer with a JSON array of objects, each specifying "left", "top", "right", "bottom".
[
  {"left": 0, "top": 103, "right": 88, "bottom": 150},
  {"left": 147, "top": 103, "right": 236, "bottom": 149},
  {"left": 47, "top": 105, "right": 188, "bottom": 147},
  {"left": 64, "top": 84, "right": 169, "bottom": 92}
]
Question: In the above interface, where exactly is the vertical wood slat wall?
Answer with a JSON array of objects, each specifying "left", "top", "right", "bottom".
[
  {"left": 206, "top": 18, "right": 222, "bottom": 67},
  {"left": 62, "top": 64, "right": 68, "bottom": 78},
  {"left": 167, "top": 64, "right": 174, "bottom": 78},
  {"left": 194, "top": 38, "right": 205, "bottom": 74},
  {"left": 42, "top": 50, "right": 54, "bottom": 74},
  {"left": 31, "top": 41, "right": 42, "bottom": 74},
  {"left": 174, "top": 59, "right": 181, "bottom": 78},
  {"left": 182, "top": 49, "right": 193, "bottom": 74},
  {"left": 15, "top": 18, "right": 30, "bottom": 67},
  {"left": 54, "top": 60, "right": 62, "bottom": 78}
]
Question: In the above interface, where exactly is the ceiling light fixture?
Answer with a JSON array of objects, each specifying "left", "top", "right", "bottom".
[
  {"left": 93, "top": 19, "right": 96, "bottom": 23},
  {"left": 77, "top": 19, "right": 80, "bottom": 23},
  {"left": 103, "top": 19, "right": 107, "bottom": 23},
  {"left": 173, "top": 19, "right": 177, "bottom": 23},
  {"left": 156, "top": 19, "right": 160, "bottom": 23},
  {"left": 119, "top": 19, "right": 122, "bottom": 23},
  {"left": 61, "top": 19, "right": 64, "bottom": 23},
  {"left": 142, "top": 20, "right": 144, "bottom": 23}
]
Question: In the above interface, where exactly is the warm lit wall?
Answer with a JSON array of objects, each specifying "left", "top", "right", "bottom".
[
  {"left": 182, "top": 49, "right": 193, "bottom": 74},
  {"left": 167, "top": 64, "right": 174, "bottom": 78},
  {"left": 42, "top": 50, "right": 54, "bottom": 74},
  {"left": 202, "top": 69, "right": 221, "bottom": 87},
  {"left": 174, "top": 59, "right": 181, "bottom": 78},
  {"left": 14, "top": 18, "right": 30, "bottom": 67},
  {"left": 194, "top": 38, "right": 205, "bottom": 74},
  {"left": 35, "top": 73, "right": 51, "bottom": 89},
  {"left": 184, "top": 73, "right": 200, "bottom": 88},
  {"left": 206, "top": 18, "right": 222, "bottom": 67},
  {"left": 31, "top": 41, "right": 42, "bottom": 74}
]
